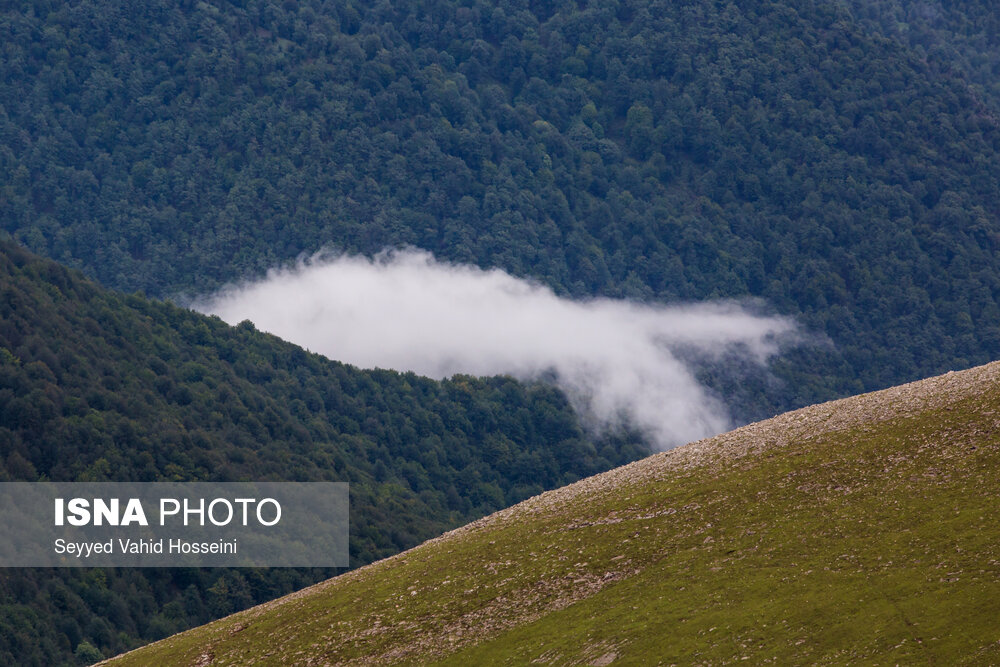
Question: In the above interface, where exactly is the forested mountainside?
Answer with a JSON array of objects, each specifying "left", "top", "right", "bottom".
[
  {"left": 0, "top": 240, "right": 645, "bottom": 665},
  {"left": 107, "top": 361, "right": 1000, "bottom": 665},
  {"left": 4, "top": 0, "right": 1000, "bottom": 662},
  {"left": 847, "top": 0, "right": 1000, "bottom": 108},
  {"left": 3, "top": 0, "right": 1000, "bottom": 418}
]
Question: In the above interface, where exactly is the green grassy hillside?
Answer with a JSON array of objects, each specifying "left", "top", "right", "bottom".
[{"left": 106, "top": 360, "right": 1000, "bottom": 664}]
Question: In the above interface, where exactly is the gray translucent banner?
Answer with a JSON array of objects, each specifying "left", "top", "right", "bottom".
[{"left": 0, "top": 482, "right": 348, "bottom": 567}]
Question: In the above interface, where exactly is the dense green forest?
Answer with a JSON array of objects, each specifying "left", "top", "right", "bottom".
[
  {"left": 846, "top": 0, "right": 1000, "bottom": 107},
  {"left": 0, "top": 240, "right": 645, "bottom": 664},
  {"left": 4, "top": 0, "right": 1000, "bottom": 662},
  {"left": 3, "top": 0, "right": 1000, "bottom": 416}
]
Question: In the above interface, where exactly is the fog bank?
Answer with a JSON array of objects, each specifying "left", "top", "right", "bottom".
[{"left": 195, "top": 249, "right": 796, "bottom": 449}]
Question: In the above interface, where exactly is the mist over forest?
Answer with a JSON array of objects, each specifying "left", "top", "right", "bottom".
[
  {"left": 198, "top": 249, "right": 797, "bottom": 450},
  {"left": 3, "top": 0, "right": 1000, "bottom": 662}
]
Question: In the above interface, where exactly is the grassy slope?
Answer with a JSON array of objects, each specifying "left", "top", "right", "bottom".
[{"left": 104, "top": 361, "right": 1000, "bottom": 665}]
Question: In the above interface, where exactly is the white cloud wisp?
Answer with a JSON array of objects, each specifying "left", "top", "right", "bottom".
[{"left": 195, "top": 249, "right": 796, "bottom": 450}]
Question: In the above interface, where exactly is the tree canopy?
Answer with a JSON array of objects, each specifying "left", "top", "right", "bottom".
[{"left": 3, "top": 0, "right": 1000, "bottom": 418}]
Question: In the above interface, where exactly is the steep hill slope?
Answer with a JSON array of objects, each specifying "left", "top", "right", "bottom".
[
  {"left": 107, "top": 360, "right": 1000, "bottom": 664},
  {"left": 0, "top": 240, "right": 645, "bottom": 665},
  {"left": 4, "top": 0, "right": 1000, "bottom": 416}
]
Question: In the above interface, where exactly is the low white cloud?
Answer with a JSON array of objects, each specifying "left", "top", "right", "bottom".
[{"left": 194, "top": 249, "right": 796, "bottom": 450}]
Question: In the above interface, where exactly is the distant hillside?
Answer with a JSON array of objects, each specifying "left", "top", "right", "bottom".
[
  {"left": 107, "top": 361, "right": 1000, "bottom": 664},
  {"left": 0, "top": 240, "right": 645, "bottom": 665},
  {"left": 3, "top": 0, "right": 1000, "bottom": 418}
]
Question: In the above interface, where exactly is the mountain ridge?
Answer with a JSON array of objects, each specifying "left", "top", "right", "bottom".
[{"left": 103, "top": 359, "right": 1000, "bottom": 664}]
